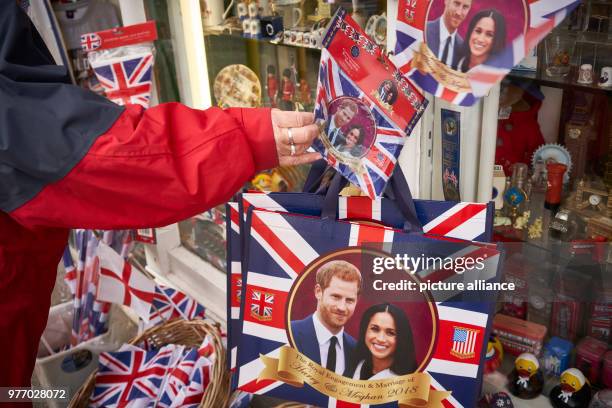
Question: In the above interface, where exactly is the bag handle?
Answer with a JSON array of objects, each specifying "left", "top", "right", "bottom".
[{"left": 308, "top": 162, "right": 423, "bottom": 233}]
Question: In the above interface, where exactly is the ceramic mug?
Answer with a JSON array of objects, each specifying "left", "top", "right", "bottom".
[
  {"left": 310, "top": 27, "right": 324, "bottom": 48},
  {"left": 248, "top": 2, "right": 259, "bottom": 18},
  {"left": 242, "top": 18, "right": 252, "bottom": 36},
  {"left": 237, "top": 1, "right": 248, "bottom": 20},
  {"left": 599, "top": 66, "right": 612, "bottom": 88},
  {"left": 578, "top": 63, "right": 594, "bottom": 84},
  {"left": 274, "top": 2, "right": 303, "bottom": 28},
  {"left": 250, "top": 18, "right": 261, "bottom": 36},
  {"left": 202, "top": 0, "right": 235, "bottom": 26}
]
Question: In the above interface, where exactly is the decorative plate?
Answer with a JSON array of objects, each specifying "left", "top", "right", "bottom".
[
  {"left": 531, "top": 143, "right": 573, "bottom": 183},
  {"left": 213, "top": 64, "right": 262, "bottom": 108}
]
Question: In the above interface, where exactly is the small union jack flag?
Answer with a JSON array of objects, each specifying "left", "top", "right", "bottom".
[
  {"left": 90, "top": 51, "right": 154, "bottom": 108},
  {"left": 147, "top": 285, "right": 206, "bottom": 327},
  {"left": 80, "top": 33, "right": 101, "bottom": 52},
  {"left": 250, "top": 290, "right": 274, "bottom": 321},
  {"left": 91, "top": 345, "right": 175, "bottom": 407}
]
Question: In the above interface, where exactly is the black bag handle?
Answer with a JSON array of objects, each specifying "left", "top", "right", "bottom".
[{"left": 306, "top": 162, "right": 423, "bottom": 233}]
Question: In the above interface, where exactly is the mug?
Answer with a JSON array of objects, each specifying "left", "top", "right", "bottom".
[
  {"left": 303, "top": 32, "right": 311, "bottom": 47},
  {"left": 237, "top": 1, "right": 248, "bottom": 20},
  {"left": 295, "top": 31, "right": 304, "bottom": 45},
  {"left": 578, "top": 63, "right": 593, "bottom": 84},
  {"left": 250, "top": 18, "right": 262, "bottom": 37},
  {"left": 202, "top": 0, "right": 235, "bottom": 26},
  {"left": 248, "top": 2, "right": 259, "bottom": 18},
  {"left": 310, "top": 27, "right": 324, "bottom": 48},
  {"left": 242, "top": 18, "right": 252, "bottom": 36},
  {"left": 258, "top": 0, "right": 272, "bottom": 17},
  {"left": 283, "top": 30, "right": 292, "bottom": 44},
  {"left": 599, "top": 66, "right": 612, "bottom": 88},
  {"left": 275, "top": 3, "right": 303, "bottom": 28}
]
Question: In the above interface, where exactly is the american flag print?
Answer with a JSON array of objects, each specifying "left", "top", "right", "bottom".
[
  {"left": 250, "top": 290, "right": 275, "bottom": 321},
  {"left": 235, "top": 207, "right": 502, "bottom": 407},
  {"left": 91, "top": 345, "right": 175, "bottom": 407},
  {"left": 90, "top": 51, "right": 154, "bottom": 108},
  {"left": 451, "top": 327, "right": 479, "bottom": 359},
  {"left": 392, "top": 0, "right": 581, "bottom": 106},
  {"left": 313, "top": 49, "right": 410, "bottom": 199}
]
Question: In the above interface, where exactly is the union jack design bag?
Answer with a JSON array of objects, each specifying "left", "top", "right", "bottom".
[
  {"left": 226, "top": 188, "right": 494, "bottom": 382},
  {"left": 392, "top": 0, "right": 580, "bottom": 106},
  {"left": 234, "top": 206, "right": 502, "bottom": 408},
  {"left": 312, "top": 9, "right": 428, "bottom": 199}
]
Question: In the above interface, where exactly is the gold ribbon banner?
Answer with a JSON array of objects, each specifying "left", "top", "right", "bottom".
[
  {"left": 410, "top": 43, "right": 472, "bottom": 94},
  {"left": 258, "top": 346, "right": 451, "bottom": 407}
]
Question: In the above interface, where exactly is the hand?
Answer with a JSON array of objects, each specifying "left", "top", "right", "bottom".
[{"left": 271, "top": 109, "right": 322, "bottom": 166}]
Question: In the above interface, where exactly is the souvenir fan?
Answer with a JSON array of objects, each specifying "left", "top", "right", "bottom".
[
  {"left": 84, "top": 22, "right": 158, "bottom": 108},
  {"left": 312, "top": 9, "right": 428, "bottom": 199},
  {"left": 393, "top": 0, "right": 581, "bottom": 106}
]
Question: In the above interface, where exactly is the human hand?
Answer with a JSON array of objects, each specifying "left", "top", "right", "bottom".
[{"left": 271, "top": 109, "right": 322, "bottom": 166}]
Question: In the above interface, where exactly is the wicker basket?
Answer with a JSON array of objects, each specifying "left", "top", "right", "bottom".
[{"left": 69, "top": 319, "right": 230, "bottom": 408}]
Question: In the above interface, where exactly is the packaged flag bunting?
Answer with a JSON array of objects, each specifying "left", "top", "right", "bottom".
[
  {"left": 312, "top": 9, "right": 428, "bottom": 199},
  {"left": 83, "top": 21, "right": 158, "bottom": 108},
  {"left": 392, "top": 0, "right": 581, "bottom": 106},
  {"left": 235, "top": 207, "right": 502, "bottom": 407}
]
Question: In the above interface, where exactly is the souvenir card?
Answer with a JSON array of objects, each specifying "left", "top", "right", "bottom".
[{"left": 312, "top": 9, "right": 428, "bottom": 199}]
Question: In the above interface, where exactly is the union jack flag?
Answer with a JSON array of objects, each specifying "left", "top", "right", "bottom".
[
  {"left": 147, "top": 285, "right": 206, "bottom": 327},
  {"left": 313, "top": 49, "right": 410, "bottom": 199},
  {"left": 235, "top": 207, "right": 501, "bottom": 407},
  {"left": 80, "top": 33, "right": 101, "bottom": 52},
  {"left": 392, "top": 0, "right": 581, "bottom": 106},
  {"left": 90, "top": 51, "right": 154, "bottom": 108},
  {"left": 250, "top": 290, "right": 274, "bottom": 321},
  {"left": 91, "top": 345, "right": 175, "bottom": 407},
  {"left": 158, "top": 349, "right": 213, "bottom": 407}
]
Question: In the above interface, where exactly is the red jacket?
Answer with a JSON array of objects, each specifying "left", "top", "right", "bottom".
[{"left": 0, "top": 103, "right": 277, "bottom": 388}]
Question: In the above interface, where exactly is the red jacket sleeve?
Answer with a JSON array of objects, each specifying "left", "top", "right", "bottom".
[{"left": 10, "top": 103, "right": 278, "bottom": 230}]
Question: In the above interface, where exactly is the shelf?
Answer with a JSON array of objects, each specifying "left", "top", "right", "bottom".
[
  {"left": 203, "top": 26, "right": 322, "bottom": 52},
  {"left": 508, "top": 69, "right": 612, "bottom": 94}
]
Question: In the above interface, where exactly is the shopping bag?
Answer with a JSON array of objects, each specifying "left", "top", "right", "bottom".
[
  {"left": 226, "top": 168, "right": 494, "bottom": 381},
  {"left": 235, "top": 204, "right": 502, "bottom": 408}
]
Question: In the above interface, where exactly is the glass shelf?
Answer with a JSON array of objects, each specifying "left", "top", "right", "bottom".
[{"left": 509, "top": 68, "right": 612, "bottom": 94}]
